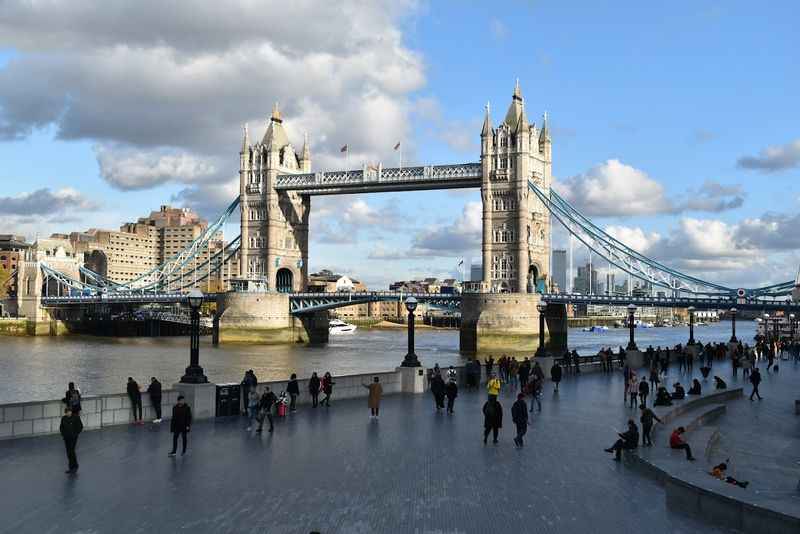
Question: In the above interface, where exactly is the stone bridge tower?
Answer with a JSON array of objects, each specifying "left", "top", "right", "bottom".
[
  {"left": 480, "top": 81, "right": 552, "bottom": 293},
  {"left": 238, "top": 104, "right": 310, "bottom": 292}
]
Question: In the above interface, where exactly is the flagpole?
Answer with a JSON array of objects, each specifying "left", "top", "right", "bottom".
[{"left": 399, "top": 144, "right": 403, "bottom": 170}]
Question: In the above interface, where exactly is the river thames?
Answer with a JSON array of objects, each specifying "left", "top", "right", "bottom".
[{"left": 0, "top": 321, "right": 754, "bottom": 403}]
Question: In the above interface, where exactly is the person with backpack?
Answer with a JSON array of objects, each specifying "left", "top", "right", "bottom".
[
  {"left": 147, "top": 377, "right": 162, "bottom": 423},
  {"left": 528, "top": 375, "right": 543, "bottom": 413},
  {"left": 638, "top": 377, "right": 650, "bottom": 406},
  {"left": 240, "top": 370, "right": 258, "bottom": 415},
  {"left": 511, "top": 393, "right": 528, "bottom": 447},
  {"left": 127, "top": 377, "right": 143, "bottom": 425},
  {"left": 321, "top": 372, "right": 334, "bottom": 407},
  {"left": 445, "top": 378, "right": 458, "bottom": 414},
  {"left": 308, "top": 372, "right": 321, "bottom": 407},
  {"left": 256, "top": 387, "right": 278, "bottom": 433},
  {"left": 59, "top": 407, "right": 83, "bottom": 474},
  {"left": 168, "top": 395, "right": 192, "bottom": 456},
  {"left": 482, "top": 396, "right": 503, "bottom": 445},
  {"left": 63, "top": 382, "right": 82, "bottom": 415},
  {"left": 286, "top": 373, "right": 300, "bottom": 412}
]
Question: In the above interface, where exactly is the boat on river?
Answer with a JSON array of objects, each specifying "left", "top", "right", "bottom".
[
  {"left": 582, "top": 325, "right": 609, "bottom": 332},
  {"left": 329, "top": 319, "right": 357, "bottom": 334}
]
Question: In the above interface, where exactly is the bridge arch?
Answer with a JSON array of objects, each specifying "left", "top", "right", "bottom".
[{"left": 276, "top": 268, "right": 294, "bottom": 293}]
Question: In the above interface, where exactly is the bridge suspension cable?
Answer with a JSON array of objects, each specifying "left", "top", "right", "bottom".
[{"left": 528, "top": 180, "right": 790, "bottom": 298}]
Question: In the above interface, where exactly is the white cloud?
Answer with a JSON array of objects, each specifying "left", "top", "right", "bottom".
[
  {"left": 0, "top": 0, "right": 426, "bottom": 204},
  {"left": 737, "top": 139, "right": 800, "bottom": 173},
  {"left": 556, "top": 160, "right": 744, "bottom": 217},
  {"left": 0, "top": 187, "right": 98, "bottom": 215},
  {"left": 406, "top": 201, "right": 482, "bottom": 257},
  {"left": 96, "top": 146, "right": 218, "bottom": 190}
]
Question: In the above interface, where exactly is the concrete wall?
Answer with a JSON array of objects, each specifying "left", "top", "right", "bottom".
[
  {"left": 0, "top": 317, "right": 27, "bottom": 336},
  {"left": 459, "top": 292, "right": 541, "bottom": 353},
  {"left": 216, "top": 291, "right": 299, "bottom": 343},
  {"left": 0, "top": 389, "right": 180, "bottom": 440}
]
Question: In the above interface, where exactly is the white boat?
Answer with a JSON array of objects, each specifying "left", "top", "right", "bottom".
[{"left": 329, "top": 319, "right": 357, "bottom": 334}]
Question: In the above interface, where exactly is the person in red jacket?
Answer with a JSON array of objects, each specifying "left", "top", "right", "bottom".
[{"left": 669, "top": 427, "right": 696, "bottom": 461}]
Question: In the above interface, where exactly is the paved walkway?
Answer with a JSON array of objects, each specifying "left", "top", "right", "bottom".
[{"left": 2, "top": 358, "right": 797, "bottom": 534}]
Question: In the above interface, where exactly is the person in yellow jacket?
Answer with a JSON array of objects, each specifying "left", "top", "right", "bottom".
[{"left": 487, "top": 373, "right": 501, "bottom": 401}]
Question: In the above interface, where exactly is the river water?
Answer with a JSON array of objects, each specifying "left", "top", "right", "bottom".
[{"left": 0, "top": 321, "right": 754, "bottom": 404}]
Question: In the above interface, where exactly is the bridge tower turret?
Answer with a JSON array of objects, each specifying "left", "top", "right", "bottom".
[
  {"left": 237, "top": 103, "right": 310, "bottom": 292},
  {"left": 480, "top": 81, "right": 552, "bottom": 293}
]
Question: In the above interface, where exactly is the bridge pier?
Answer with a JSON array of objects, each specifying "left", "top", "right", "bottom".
[
  {"left": 459, "top": 293, "right": 567, "bottom": 354},
  {"left": 216, "top": 291, "right": 327, "bottom": 344}
]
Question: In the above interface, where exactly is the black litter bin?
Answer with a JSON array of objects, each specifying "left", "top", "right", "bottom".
[{"left": 215, "top": 383, "right": 241, "bottom": 417}]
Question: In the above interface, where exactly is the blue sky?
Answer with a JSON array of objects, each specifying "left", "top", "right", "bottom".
[{"left": 0, "top": 1, "right": 798, "bottom": 289}]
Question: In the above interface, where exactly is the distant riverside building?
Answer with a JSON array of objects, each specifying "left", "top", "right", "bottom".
[
  {"left": 67, "top": 205, "right": 238, "bottom": 291},
  {"left": 551, "top": 249, "right": 566, "bottom": 293},
  {"left": 470, "top": 263, "right": 483, "bottom": 282},
  {"left": 0, "top": 235, "right": 30, "bottom": 316},
  {"left": 573, "top": 262, "right": 598, "bottom": 295},
  {"left": 308, "top": 270, "right": 367, "bottom": 293}
]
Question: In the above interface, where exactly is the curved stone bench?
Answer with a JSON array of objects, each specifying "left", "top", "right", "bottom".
[{"left": 627, "top": 387, "right": 800, "bottom": 533}]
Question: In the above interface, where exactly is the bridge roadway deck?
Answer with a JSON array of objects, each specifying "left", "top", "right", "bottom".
[{"left": 4, "top": 363, "right": 788, "bottom": 533}]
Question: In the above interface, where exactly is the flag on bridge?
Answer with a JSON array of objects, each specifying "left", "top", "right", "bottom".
[
  {"left": 457, "top": 259, "right": 464, "bottom": 267},
  {"left": 340, "top": 144, "right": 348, "bottom": 153},
  {"left": 394, "top": 141, "right": 401, "bottom": 150}
]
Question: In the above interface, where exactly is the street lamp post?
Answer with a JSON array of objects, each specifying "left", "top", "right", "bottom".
[
  {"left": 536, "top": 302, "right": 548, "bottom": 357},
  {"left": 180, "top": 288, "right": 208, "bottom": 383},
  {"left": 626, "top": 303, "right": 638, "bottom": 351},
  {"left": 790, "top": 313, "right": 796, "bottom": 341},
  {"left": 401, "top": 297, "right": 421, "bottom": 367},
  {"left": 773, "top": 314, "right": 779, "bottom": 342},
  {"left": 729, "top": 307, "right": 738, "bottom": 343},
  {"left": 763, "top": 313, "right": 770, "bottom": 343},
  {"left": 687, "top": 306, "right": 696, "bottom": 345}
]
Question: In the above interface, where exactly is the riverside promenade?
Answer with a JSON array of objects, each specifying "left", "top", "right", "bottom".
[{"left": 1, "top": 359, "right": 798, "bottom": 533}]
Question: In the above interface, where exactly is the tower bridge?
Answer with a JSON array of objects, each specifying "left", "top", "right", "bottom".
[{"left": 22, "top": 81, "right": 800, "bottom": 351}]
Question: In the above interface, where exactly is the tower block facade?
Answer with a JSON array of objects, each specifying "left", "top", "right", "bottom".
[
  {"left": 480, "top": 81, "right": 552, "bottom": 293},
  {"left": 238, "top": 105, "right": 310, "bottom": 292}
]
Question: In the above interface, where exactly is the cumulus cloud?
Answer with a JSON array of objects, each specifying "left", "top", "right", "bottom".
[
  {"left": 556, "top": 159, "right": 744, "bottom": 217},
  {"left": 737, "top": 139, "right": 800, "bottom": 172},
  {"left": 735, "top": 213, "right": 800, "bottom": 251},
  {"left": 0, "top": 0, "right": 426, "bottom": 208},
  {"left": 96, "top": 146, "right": 218, "bottom": 190},
  {"left": 0, "top": 188, "right": 98, "bottom": 215}
]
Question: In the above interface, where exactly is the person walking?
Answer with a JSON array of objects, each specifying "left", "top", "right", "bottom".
[
  {"left": 749, "top": 368, "right": 763, "bottom": 401},
  {"left": 431, "top": 373, "right": 446, "bottom": 412},
  {"left": 639, "top": 404, "right": 662, "bottom": 447},
  {"left": 309, "top": 372, "right": 321, "bottom": 408},
  {"left": 518, "top": 358, "right": 531, "bottom": 392},
  {"left": 638, "top": 377, "right": 650, "bottom": 406},
  {"left": 604, "top": 419, "right": 639, "bottom": 461},
  {"left": 59, "top": 407, "right": 83, "bottom": 474},
  {"left": 168, "top": 395, "right": 192, "bottom": 456},
  {"left": 446, "top": 365, "right": 457, "bottom": 383},
  {"left": 445, "top": 378, "right": 458, "bottom": 414},
  {"left": 550, "top": 361, "right": 562, "bottom": 392},
  {"left": 362, "top": 376, "right": 383, "bottom": 419},
  {"left": 528, "top": 376, "right": 542, "bottom": 413},
  {"left": 628, "top": 373, "right": 639, "bottom": 409},
  {"left": 147, "top": 377, "right": 162, "bottom": 423},
  {"left": 245, "top": 388, "right": 259, "bottom": 431},
  {"left": 127, "top": 377, "right": 143, "bottom": 425},
  {"left": 482, "top": 397, "right": 503, "bottom": 444},
  {"left": 486, "top": 372, "right": 501, "bottom": 401},
  {"left": 669, "top": 426, "right": 696, "bottom": 461},
  {"left": 511, "top": 393, "right": 528, "bottom": 447},
  {"left": 321, "top": 372, "right": 335, "bottom": 407},
  {"left": 256, "top": 387, "right": 277, "bottom": 433},
  {"left": 63, "top": 382, "right": 82, "bottom": 415},
  {"left": 240, "top": 370, "right": 258, "bottom": 415},
  {"left": 287, "top": 373, "right": 300, "bottom": 412},
  {"left": 484, "top": 356, "right": 494, "bottom": 383}
]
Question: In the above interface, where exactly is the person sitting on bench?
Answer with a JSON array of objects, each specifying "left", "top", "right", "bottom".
[
  {"left": 604, "top": 419, "right": 639, "bottom": 461},
  {"left": 671, "top": 382, "right": 686, "bottom": 400},
  {"left": 713, "top": 376, "right": 727, "bottom": 390},
  {"left": 710, "top": 461, "right": 748, "bottom": 488},
  {"left": 669, "top": 426, "right": 696, "bottom": 461},
  {"left": 654, "top": 386, "right": 673, "bottom": 406},
  {"left": 688, "top": 378, "right": 701, "bottom": 395}
]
